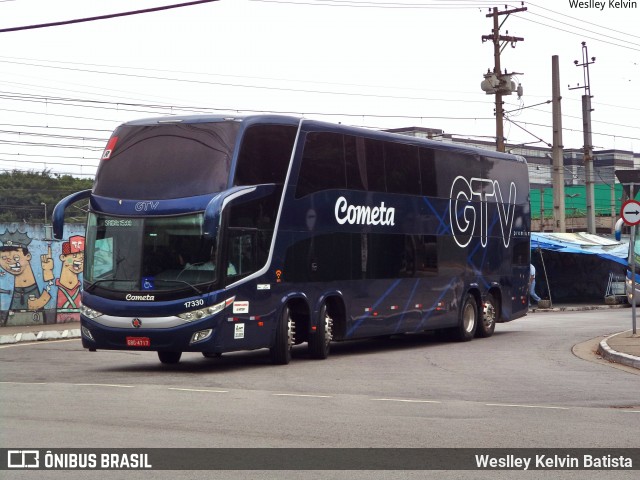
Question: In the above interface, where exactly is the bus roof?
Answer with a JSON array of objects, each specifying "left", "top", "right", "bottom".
[{"left": 119, "top": 114, "right": 527, "bottom": 165}]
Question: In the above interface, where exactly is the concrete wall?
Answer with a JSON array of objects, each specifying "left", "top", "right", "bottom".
[{"left": 1, "top": 223, "right": 85, "bottom": 327}]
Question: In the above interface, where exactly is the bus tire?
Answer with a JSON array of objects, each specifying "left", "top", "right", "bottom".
[
  {"left": 477, "top": 293, "right": 497, "bottom": 338},
  {"left": 158, "top": 351, "right": 182, "bottom": 364},
  {"left": 453, "top": 293, "right": 477, "bottom": 342},
  {"left": 270, "top": 306, "right": 294, "bottom": 365},
  {"left": 309, "top": 304, "right": 333, "bottom": 359}
]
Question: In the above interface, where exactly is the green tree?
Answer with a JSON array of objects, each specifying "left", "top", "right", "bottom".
[{"left": 0, "top": 170, "right": 93, "bottom": 223}]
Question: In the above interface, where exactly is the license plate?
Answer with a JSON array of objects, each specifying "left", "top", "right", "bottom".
[{"left": 126, "top": 336, "right": 150, "bottom": 347}]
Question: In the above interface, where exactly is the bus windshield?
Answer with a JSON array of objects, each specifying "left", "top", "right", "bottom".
[{"left": 84, "top": 212, "right": 217, "bottom": 293}]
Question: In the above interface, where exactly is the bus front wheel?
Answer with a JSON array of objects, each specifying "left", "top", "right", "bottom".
[
  {"left": 270, "top": 306, "right": 294, "bottom": 365},
  {"left": 158, "top": 351, "right": 182, "bottom": 364},
  {"left": 453, "top": 293, "right": 478, "bottom": 342},
  {"left": 309, "top": 304, "right": 333, "bottom": 359}
]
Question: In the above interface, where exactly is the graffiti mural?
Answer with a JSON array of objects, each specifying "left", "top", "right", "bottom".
[{"left": 0, "top": 224, "right": 85, "bottom": 327}]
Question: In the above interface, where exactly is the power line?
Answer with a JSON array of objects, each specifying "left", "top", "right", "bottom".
[
  {"left": 249, "top": 0, "right": 524, "bottom": 9},
  {"left": 528, "top": 11, "right": 640, "bottom": 48},
  {"left": 526, "top": 1, "right": 640, "bottom": 40},
  {"left": 0, "top": 1, "right": 219, "bottom": 33},
  {"left": 517, "top": 15, "right": 640, "bottom": 53},
  {"left": 0, "top": 122, "right": 113, "bottom": 133},
  {"left": 0, "top": 59, "right": 495, "bottom": 103}
]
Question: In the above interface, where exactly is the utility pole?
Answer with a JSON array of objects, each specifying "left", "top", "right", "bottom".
[
  {"left": 551, "top": 55, "right": 566, "bottom": 233},
  {"left": 569, "top": 41, "right": 596, "bottom": 234},
  {"left": 480, "top": 4, "right": 527, "bottom": 152}
]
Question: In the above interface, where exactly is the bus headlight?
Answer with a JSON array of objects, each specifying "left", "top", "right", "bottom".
[
  {"left": 178, "top": 296, "right": 235, "bottom": 322},
  {"left": 81, "top": 304, "right": 103, "bottom": 319}
]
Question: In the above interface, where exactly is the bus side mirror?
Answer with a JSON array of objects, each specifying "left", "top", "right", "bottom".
[
  {"left": 203, "top": 184, "right": 276, "bottom": 238},
  {"left": 52, "top": 189, "right": 92, "bottom": 240},
  {"left": 614, "top": 218, "right": 624, "bottom": 242}
]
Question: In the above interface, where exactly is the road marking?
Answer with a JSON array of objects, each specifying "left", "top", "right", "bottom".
[
  {"left": 74, "top": 383, "right": 134, "bottom": 388},
  {"left": 273, "top": 393, "right": 333, "bottom": 398},
  {"left": 168, "top": 387, "right": 228, "bottom": 393},
  {"left": 372, "top": 398, "right": 441, "bottom": 404},
  {"left": 485, "top": 403, "right": 569, "bottom": 410}
]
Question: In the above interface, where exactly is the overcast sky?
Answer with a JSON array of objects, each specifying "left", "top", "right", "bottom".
[{"left": 0, "top": 0, "right": 638, "bottom": 178}]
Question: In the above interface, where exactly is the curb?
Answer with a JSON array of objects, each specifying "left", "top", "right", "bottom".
[
  {"left": 534, "top": 303, "right": 629, "bottom": 313},
  {"left": 0, "top": 328, "right": 81, "bottom": 345},
  {"left": 597, "top": 332, "right": 640, "bottom": 370}
]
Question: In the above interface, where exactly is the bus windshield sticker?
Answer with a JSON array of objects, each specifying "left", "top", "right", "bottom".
[
  {"left": 101, "top": 136, "right": 118, "bottom": 160},
  {"left": 233, "top": 301, "right": 249, "bottom": 314},
  {"left": 257, "top": 284, "right": 271, "bottom": 290},
  {"left": 142, "top": 277, "right": 155, "bottom": 290},
  {"left": 104, "top": 219, "right": 133, "bottom": 228}
]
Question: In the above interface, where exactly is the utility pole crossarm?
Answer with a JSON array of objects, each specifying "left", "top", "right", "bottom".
[
  {"left": 485, "top": 6, "right": 528, "bottom": 17},
  {"left": 482, "top": 35, "right": 524, "bottom": 43}
]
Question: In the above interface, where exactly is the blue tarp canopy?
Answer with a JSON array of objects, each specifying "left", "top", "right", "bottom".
[{"left": 531, "top": 232, "right": 628, "bottom": 267}]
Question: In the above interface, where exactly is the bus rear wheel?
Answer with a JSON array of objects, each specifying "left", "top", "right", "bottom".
[
  {"left": 270, "top": 306, "right": 294, "bottom": 365},
  {"left": 309, "top": 304, "right": 333, "bottom": 359},
  {"left": 453, "top": 293, "right": 477, "bottom": 342},
  {"left": 477, "top": 293, "right": 497, "bottom": 338},
  {"left": 158, "top": 351, "right": 182, "bottom": 364}
]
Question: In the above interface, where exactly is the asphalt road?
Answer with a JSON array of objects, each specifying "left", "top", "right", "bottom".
[{"left": 1, "top": 308, "right": 639, "bottom": 480}]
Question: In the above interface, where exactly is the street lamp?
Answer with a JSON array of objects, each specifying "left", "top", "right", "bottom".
[
  {"left": 41, "top": 202, "right": 53, "bottom": 240},
  {"left": 41, "top": 202, "right": 48, "bottom": 224}
]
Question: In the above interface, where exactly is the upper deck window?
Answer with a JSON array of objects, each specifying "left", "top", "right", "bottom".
[
  {"left": 295, "top": 131, "right": 441, "bottom": 198},
  {"left": 233, "top": 124, "right": 297, "bottom": 186},
  {"left": 93, "top": 121, "right": 240, "bottom": 200}
]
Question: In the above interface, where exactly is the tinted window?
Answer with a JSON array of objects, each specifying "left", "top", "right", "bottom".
[
  {"left": 234, "top": 124, "right": 297, "bottom": 186},
  {"left": 385, "top": 142, "right": 420, "bottom": 195},
  {"left": 345, "top": 135, "right": 366, "bottom": 191},
  {"left": 223, "top": 191, "right": 280, "bottom": 285},
  {"left": 94, "top": 121, "right": 240, "bottom": 200},
  {"left": 419, "top": 148, "right": 437, "bottom": 197},
  {"left": 365, "top": 139, "right": 386, "bottom": 192},
  {"left": 296, "top": 132, "right": 347, "bottom": 198},
  {"left": 512, "top": 238, "right": 530, "bottom": 266},
  {"left": 284, "top": 233, "right": 354, "bottom": 282}
]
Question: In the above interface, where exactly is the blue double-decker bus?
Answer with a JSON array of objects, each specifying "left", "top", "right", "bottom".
[{"left": 53, "top": 115, "right": 531, "bottom": 365}]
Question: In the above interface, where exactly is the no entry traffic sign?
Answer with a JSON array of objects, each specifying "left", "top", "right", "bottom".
[{"left": 621, "top": 199, "right": 640, "bottom": 226}]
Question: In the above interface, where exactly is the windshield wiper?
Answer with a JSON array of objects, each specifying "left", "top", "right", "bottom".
[
  {"left": 153, "top": 279, "right": 204, "bottom": 295},
  {"left": 85, "top": 278, "right": 205, "bottom": 296},
  {"left": 84, "top": 278, "right": 132, "bottom": 293}
]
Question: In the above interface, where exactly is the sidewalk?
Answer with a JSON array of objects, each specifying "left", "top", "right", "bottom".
[
  {"left": 1, "top": 304, "right": 639, "bottom": 370},
  {"left": 0, "top": 320, "right": 81, "bottom": 344}
]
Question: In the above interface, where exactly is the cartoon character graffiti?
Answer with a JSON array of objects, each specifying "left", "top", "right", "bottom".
[
  {"left": 54, "top": 235, "right": 85, "bottom": 323},
  {"left": 0, "top": 229, "right": 54, "bottom": 326}
]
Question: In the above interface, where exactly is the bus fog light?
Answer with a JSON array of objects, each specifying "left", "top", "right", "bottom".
[
  {"left": 81, "top": 326, "right": 95, "bottom": 341},
  {"left": 191, "top": 329, "right": 213, "bottom": 344}
]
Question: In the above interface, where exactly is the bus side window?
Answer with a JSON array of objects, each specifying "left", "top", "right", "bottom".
[
  {"left": 226, "top": 230, "right": 255, "bottom": 279},
  {"left": 234, "top": 124, "right": 297, "bottom": 186},
  {"left": 296, "top": 132, "right": 347, "bottom": 198}
]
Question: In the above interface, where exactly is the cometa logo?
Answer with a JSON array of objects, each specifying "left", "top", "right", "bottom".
[
  {"left": 125, "top": 294, "right": 155, "bottom": 301},
  {"left": 334, "top": 196, "right": 395, "bottom": 226}
]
